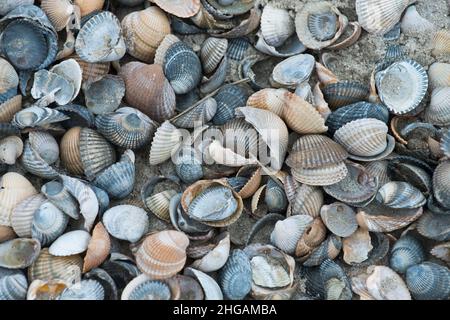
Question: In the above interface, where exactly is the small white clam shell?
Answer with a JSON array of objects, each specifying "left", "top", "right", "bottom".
[
  {"left": 191, "top": 232, "right": 230, "bottom": 272},
  {"left": 49, "top": 230, "right": 91, "bottom": 257},
  {"left": 260, "top": 5, "right": 295, "bottom": 47},
  {"left": 102, "top": 205, "right": 149, "bottom": 243}
]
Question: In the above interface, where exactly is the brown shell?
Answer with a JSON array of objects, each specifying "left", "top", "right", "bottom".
[
  {"left": 153, "top": 0, "right": 201, "bottom": 18},
  {"left": 83, "top": 222, "right": 111, "bottom": 273},
  {"left": 236, "top": 165, "right": 262, "bottom": 199},
  {"left": 60, "top": 126, "right": 83, "bottom": 175},
  {"left": 246, "top": 88, "right": 287, "bottom": 117},
  {"left": 0, "top": 225, "right": 16, "bottom": 242},
  {"left": 71, "top": 54, "right": 110, "bottom": 84},
  {"left": 73, "top": 0, "right": 104, "bottom": 17},
  {"left": 291, "top": 162, "right": 348, "bottom": 186},
  {"left": 119, "top": 62, "right": 176, "bottom": 122},
  {"left": 295, "top": 217, "right": 327, "bottom": 258},
  {"left": 135, "top": 230, "right": 189, "bottom": 279},
  {"left": 0, "top": 95, "right": 22, "bottom": 122},
  {"left": 291, "top": 184, "right": 323, "bottom": 218}
]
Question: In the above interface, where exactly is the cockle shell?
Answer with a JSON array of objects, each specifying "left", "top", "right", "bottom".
[
  {"left": 432, "top": 160, "right": 450, "bottom": 209},
  {"left": 366, "top": 266, "right": 411, "bottom": 300},
  {"left": 135, "top": 230, "right": 189, "bottom": 279},
  {"left": 271, "top": 54, "right": 315, "bottom": 88},
  {"left": 431, "top": 242, "right": 450, "bottom": 264},
  {"left": 153, "top": 0, "right": 201, "bottom": 18},
  {"left": 84, "top": 75, "right": 125, "bottom": 115},
  {"left": 31, "top": 202, "right": 69, "bottom": 246},
  {"left": 218, "top": 249, "right": 252, "bottom": 300},
  {"left": 27, "top": 279, "right": 68, "bottom": 300},
  {"left": 0, "top": 58, "right": 18, "bottom": 102},
  {"left": 270, "top": 215, "right": 313, "bottom": 255},
  {"left": 428, "top": 62, "right": 450, "bottom": 90},
  {"left": 405, "top": 262, "right": 450, "bottom": 300},
  {"left": 376, "top": 181, "right": 426, "bottom": 209},
  {"left": 121, "top": 6, "right": 171, "bottom": 63},
  {"left": 201, "top": 37, "right": 228, "bottom": 74},
  {"left": 84, "top": 268, "right": 118, "bottom": 300},
  {"left": 322, "top": 81, "right": 369, "bottom": 109},
  {"left": 246, "top": 88, "right": 287, "bottom": 117},
  {"left": 149, "top": 120, "right": 182, "bottom": 165},
  {"left": 73, "top": 0, "right": 104, "bottom": 16},
  {"left": 21, "top": 138, "right": 59, "bottom": 179},
  {"left": 58, "top": 279, "right": 105, "bottom": 300},
  {"left": 302, "top": 235, "right": 342, "bottom": 267},
  {"left": 71, "top": 54, "right": 110, "bottom": 84},
  {"left": 49, "top": 230, "right": 91, "bottom": 257},
  {"left": 342, "top": 228, "right": 373, "bottom": 265},
  {"left": 431, "top": 29, "right": 450, "bottom": 57},
  {"left": 291, "top": 161, "right": 348, "bottom": 186},
  {"left": 142, "top": 176, "right": 180, "bottom": 222},
  {"left": 320, "top": 202, "right": 358, "bottom": 237},
  {"left": 12, "top": 106, "right": 69, "bottom": 129},
  {"left": 0, "top": 136, "right": 23, "bottom": 165},
  {"left": 41, "top": 0, "right": 74, "bottom": 31},
  {"left": 184, "top": 267, "right": 223, "bottom": 300},
  {"left": 83, "top": 222, "right": 111, "bottom": 273},
  {"left": 191, "top": 232, "right": 230, "bottom": 272},
  {"left": 400, "top": 5, "right": 435, "bottom": 37},
  {"left": 291, "top": 184, "right": 323, "bottom": 218},
  {"left": 41, "top": 180, "right": 79, "bottom": 220},
  {"left": 121, "top": 274, "right": 177, "bottom": 300},
  {"left": 154, "top": 34, "right": 181, "bottom": 66},
  {"left": 260, "top": 4, "right": 295, "bottom": 47},
  {"left": 171, "top": 98, "right": 217, "bottom": 128},
  {"left": 0, "top": 95, "right": 22, "bottom": 123},
  {"left": 212, "top": 85, "right": 249, "bottom": 125},
  {"left": 417, "top": 211, "right": 450, "bottom": 241},
  {"left": 364, "top": 160, "right": 391, "bottom": 187},
  {"left": 11, "top": 194, "right": 46, "bottom": 238},
  {"left": 0, "top": 238, "right": 40, "bottom": 269},
  {"left": 0, "top": 268, "right": 28, "bottom": 300},
  {"left": 0, "top": 0, "right": 34, "bottom": 16},
  {"left": 425, "top": 87, "right": 450, "bottom": 127},
  {"left": 102, "top": 205, "right": 149, "bottom": 243},
  {"left": 390, "top": 235, "right": 425, "bottom": 274},
  {"left": 0, "top": 172, "right": 37, "bottom": 227}
]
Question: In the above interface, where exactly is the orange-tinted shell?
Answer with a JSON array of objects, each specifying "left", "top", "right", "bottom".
[
  {"left": 153, "top": 0, "right": 201, "bottom": 18},
  {"left": 60, "top": 127, "right": 83, "bottom": 175},
  {"left": 83, "top": 222, "right": 111, "bottom": 273},
  {"left": 71, "top": 54, "right": 110, "bottom": 84},
  {"left": 246, "top": 88, "right": 287, "bottom": 117},
  {"left": 0, "top": 225, "right": 16, "bottom": 242},
  {"left": 73, "top": 0, "right": 105, "bottom": 16},
  {"left": 0, "top": 95, "right": 22, "bottom": 122}
]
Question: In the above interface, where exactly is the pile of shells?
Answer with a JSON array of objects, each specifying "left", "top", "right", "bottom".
[{"left": 0, "top": 0, "right": 449, "bottom": 301}]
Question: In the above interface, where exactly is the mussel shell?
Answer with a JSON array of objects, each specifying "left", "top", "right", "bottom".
[
  {"left": 390, "top": 235, "right": 425, "bottom": 274},
  {"left": 405, "top": 262, "right": 450, "bottom": 300},
  {"left": 218, "top": 249, "right": 252, "bottom": 300}
]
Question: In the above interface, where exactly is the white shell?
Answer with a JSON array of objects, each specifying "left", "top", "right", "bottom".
[
  {"left": 260, "top": 5, "right": 295, "bottom": 47},
  {"left": 366, "top": 266, "right": 411, "bottom": 300},
  {"left": 191, "top": 232, "right": 230, "bottom": 272},
  {"left": 49, "top": 230, "right": 91, "bottom": 256},
  {"left": 102, "top": 205, "right": 149, "bottom": 243},
  {"left": 400, "top": 6, "right": 435, "bottom": 37},
  {"left": 270, "top": 215, "right": 313, "bottom": 255},
  {"left": 149, "top": 120, "right": 182, "bottom": 165},
  {"left": 184, "top": 267, "right": 223, "bottom": 300},
  {"left": 428, "top": 62, "right": 450, "bottom": 90}
]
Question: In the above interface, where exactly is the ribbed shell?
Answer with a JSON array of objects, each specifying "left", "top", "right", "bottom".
[
  {"left": 356, "top": 0, "right": 412, "bottom": 35},
  {"left": 73, "top": 0, "right": 104, "bottom": 16},
  {"left": 320, "top": 203, "right": 358, "bottom": 237},
  {"left": 302, "top": 235, "right": 342, "bottom": 267},
  {"left": 21, "top": 139, "right": 59, "bottom": 179},
  {"left": 119, "top": 62, "right": 176, "bottom": 122},
  {"left": 364, "top": 161, "right": 391, "bottom": 187},
  {"left": 431, "top": 29, "right": 450, "bottom": 57},
  {"left": 102, "top": 205, "right": 148, "bottom": 243},
  {"left": 246, "top": 88, "right": 287, "bottom": 117},
  {"left": 260, "top": 5, "right": 294, "bottom": 47},
  {"left": 432, "top": 161, "right": 450, "bottom": 209},
  {"left": 0, "top": 269, "right": 27, "bottom": 300},
  {"left": 121, "top": 7, "right": 171, "bottom": 62},
  {"left": 31, "top": 202, "right": 69, "bottom": 246},
  {"left": 201, "top": 37, "right": 228, "bottom": 74},
  {"left": 11, "top": 194, "right": 46, "bottom": 237},
  {"left": 376, "top": 181, "right": 426, "bottom": 209},
  {"left": 270, "top": 215, "right": 313, "bottom": 255},
  {"left": 0, "top": 58, "right": 18, "bottom": 97},
  {"left": 154, "top": 0, "right": 200, "bottom": 18},
  {"left": 0, "top": 0, "right": 34, "bottom": 16},
  {"left": 172, "top": 98, "right": 217, "bottom": 128},
  {"left": 272, "top": 54, "right": 315, "bottom": 88},
  {"left": 41, "top": 180, "right": 79, "bottom": 220},
  {"left": 425, "top": 87, "right": 450, "bottom": 126},
  {"left": 291, "top": 184, "right": 323, "bottom": 217},
  {"left": 417, "top": 211, "right": 450, "bottom": 241},
  {"left": 0, "top": 95, "right": 22, "bottom": 122},
  {"left": 154, "top": 34, "right": 181, "bottom": 66},
  {"left": 218, "top": 249, "right": 252, "bottom": 300},
  {"left": 390, "top": 235, "right": 425, "bottom": 274},
  {"left": 41, "top": 0, "right": 74, "bottom": 31},
  {"left": 0, "top": 136, "right": 22, "bottom": 165},
  {"left": 122, "top": 276, "right": 172, "bottom": 300},
  {"left": 136, "top": 231, "right": 189, "bottom": 279},
  {"left": 83, "top": 222, "right": 111, "bottom": 273},
  {"left": 174, "top": 148, "right": 204, "bottom": 184},
  {"left": 291, "top": 162, "right": 348, "bottom": 186},
  {"left": 71, "top": 54, "right": 110, "bottom": 84},
  {"left": 428, "top": 62, "right": 450, "bottom": 90},
  {"left": 29, "top": 131, "right": 59, "bottom": 165},
  {"left": 211, "top": 85, "right": 248, "bottom": 125},
  {"left": 149, "top": 120, "right": 182, "bottom": 165},
  {"left": 58, "top": 279, "right": 105, "bottom": 300},
  {"left": 322, "top": 81, "right": 369, "bottom": 109},
  {"left": 12, "top": 106, "right": 69, "bottom": 129},
  {"left": 430, "top": 243, "right": 450, "bottom": 264},
  {"left": 406, "top": 262, "right": 450, "bottom": 300}
]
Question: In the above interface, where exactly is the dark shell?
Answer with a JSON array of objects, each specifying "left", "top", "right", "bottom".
[
  {"left": 433, "top": 161, "right": 450, "bottom": 209},
  {"left": 388, "top": 161, "right": 432, "bottom": 195},
  {"left": 218, "top": 249, "right": 252, "bottom": 300},
  {"left": 56, "top": 104, "right": 96, "bottom": 128},
  {"left": 264, "top": 178, "right": 288, "bottom": 213},
  {"left": 325, "top": 102, "right": 390, "bottom": 134},
  {"left": 417, "top": 211, "right": 450, "bottom": 241},
  {"left": 322, "top": 81, "right": 369, "bottom": 109},
  {"left": 390, "top": 235, "right": 425, "bottom": 274},
  {"left": 227, "top": 177, "right": 249, "bottom": 193},
  {"left": 359, "top": 232, "right": 390, "bottom": 267},
  {"left": 302, "top": 235, "right": 342, "bottom": 267},
  {"left": 226, "top": 37, "right": 251, "bottom": 61},
  {"left": 171, "top": 16, "right": 204, "bottom": 34},
  {"left": 406, "top": 262, "right": 450, "bottom": 300},
  {"left": 84, "top": 75, "right": 125, "bottom": 115},
  {"left": 84, "top": 268, "right": 118, "bottom": 300},
  {"left": 174, "top": 148, "right": 204, "bottom": 184},
  {"left": 100, "top": 260, "right": 140, "bottom": 292},
  {"left": 212, "top": 85, "right": 249, "bottom": 125},
  {"left": 308, "top": 12, "right": 338, "bottom": 42},
  {"left": 320, "top": 259, "right": 352, "bottom": 300}
]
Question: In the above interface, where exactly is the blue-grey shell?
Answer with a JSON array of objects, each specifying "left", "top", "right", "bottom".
[
  {"left": 387, "top": 162, "right": 432, "bottom": 195},
  {"left": 171, "top": 16, "right": 204, "bottom": 35},
  {"left": 176, "top": 90, "right": 200, "bottom": 112},
  {"left": 303, "top": 235, "right": 342, "bottom": 267},
  {"left": 21, "top": 139, "right": 59, "bottom": 179},
  {"left": 91, "top": 185, "right": 110, "bottom": 215},
  {"left": 325, "top": 102, "right": 390, "bottom": 134},
  {"left": 227, "top": 177, "right": 249, "bottom": 193},
  {"left": 58, "top": 279, "right": 105, "bottom": 300},
  {"left": 320, "top": 259, "right": 352, "bottom": 300},
  {"left": 31, "top": 202, "right": 69, "bottom": 246},
  {"left": 212, "top": 85, "right": 248, "bottom": 125},
  {"left": 390, "top": 235, "right": 425, "bottom": 274},
  {"left": 0, "top": 268, "right": 27, "bottom": 300},
  {"left": 322, "top": 81, "right": 370, "bottom": 109},
  {"left": 41, "top": 180, "right": 80, "bottom": 219},
  {"left": 219, "top": 249, "right": 252, "bottom": 300},
  {"left": 84, "top": 267, "right": 118, "bottom": 301},
  {"left": 0, "top": 87, "right": 17, "bottom": 105},
  {"left": 406, "top": 262, "right": 450, "bottom": 300},
  {"left": 56, "top": 104, "right": 96, "bottom": 128},
  {"left": 265, "top": 178, "right": 288, "bottom": 213},
  {"left": 440, "top": 128, "right": 450, "bottom": 158},
  {"left": 227, "top": 37, "right": 251, "bottom": 61},
  {"left": 100, "top": 260, "right": 140, "bottom": 291},
  {"left": 0, "top": 123, "right": 19, "bottom": 139},
  {"left": 383, "top": 22, "right": 401, "bottom": 42},
  {"left": 12, "top": 106, "right": 69, "bottom": 129},
  {"left": 417, "top": 211, "right": 450, "bottom": 241},
  {"left": 84, "top": 75, "right": 125, "bottom": 115},
  {"left": 163, "top": 41, "right": 202, "bottom": 95},
  {"left": 188, "top": 186, "right": 238, "bottom": 222},
  {"left": 357, "top": 232, "right": 390, "bottom": 267},
  {"left": 128, "top": 280, "right": 171, "bottom": 300},
  {"left": 308, "top": 12, "right": 338, "bottom": 42},
  {"left": 174, "top": 149, "right": 204, "bottom": 184}
]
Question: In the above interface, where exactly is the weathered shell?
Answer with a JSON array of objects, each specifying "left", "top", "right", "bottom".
[
  {"left": 271, "top": 54, "right": 315, "bottom": 88},
  {"left": 31, "top": 202, "right": 69, "bottom": 246},
  {"left": 142, "top": 177, "right": 180, "bottom": 222},
  {"left": 201, "top": 37, "right": 228, "bottom": 74},
  {"left": 302, "top": 235, "right": 342, "bottom": 267},
  {"left": 149, "top": 120, "right": 182, "bottom": 165},
  {"left": 102, "top": 205, "right": 149, "bottom": 243},
  {"left": 291, "top": 162, "right": 348, "bottom": 186},
  {"left": 121, "top": 6, "right": 171, "bottom": 63},
  {"left": 318, "top": 259, "right": 352, "bottom": 300},
  {"left": 0, "top": 238, "right": 40, "bottom": 269},
  {"left": 58, "top": 279, "right": 105, "bottom": 300},
  {"left": 11, "top": 194, "right": 47, "bottom": 238},
  {"left": 431, "top": 242, "right": 450, "bottom": 264},
  {"left": 295, "top": 217, "right": 327, "bottom": 258},
  {"left": 71, "top": 54, "right": 110, "bottom": 84},
  {"left": 366, "top": 266, "right": 411, "bottom": 300},
  {"left": 153, "top": 0, "right": 200, "bottom": 18},
  {"left": 235, "top": 165, "right": 261, "bottom": 199},
  {"left": 376, "top": 59, "right": 428, "bottom": 115},
  {"left": 212, "top": 85, "right": 248, "bottom": 125},
  {"left": 136, "top": 230, "right": 189, "bottom": 279},
  {"left": 0, "top": 268, "right": 28, "bottom": 300},
  {"left": 400, "top": 5, "right": 435, "bottom": 37},
  {"left": 27, "top": 279, "right": 68, "bottom": 300},
  {"left": 356, "top": 0, "right": 412, "bottom": 35},
  {"left": 428, "top": 62, "right": 450, "bottom": 90},
  {"left": 0, "top": 136, "right": 23, "bottom": 165},
  {"left": 163, "top": 41, "right": 202, "bottom": 95},
  {"left": 0, "top": 226, "right": 15, "bottom": 243},
  {"left": 270, "top": 215, "right": 313, "bottom": 255},
  {"left": 0, "top": 172, "right": 37, "bottom": 227},
  {"left": 291, "top": 184, "right": 323, "bottom": 218},
  {"left": 322, "top": 81, "right": 369, "bottom": 109},
  {"left": 320, "top": 202, "right": 358, "bottom": 237},
  {"left": 119, "top": 62, "right": 176, "bottom": 122},
  {"left": 121, "top": 274, "right": 175, "bottom": 300},
  {"left": 49, "top": 230, "right": 91, "bottom": 257},
  {"left": 425, "top": 87, "right": 450, "bottom": 127},
  {"left": 84, "top": 75, "right": 125, "bottom": 115},
  {"left": 406, "top": 262, "right": 450, "bottom": 300},
  {"left": 191, "top": 232, "right": 230, "bottom": 272},
  {"left": 0, "top": 58, "right": 18, "bottom": 101},
  {"left": 41, "top": 180, "right": 79, "bottom": 220},
  {"left": 184, "top": 267, "right": 223, "bottom": 300},
  {"left": 172, "top": 98, "right": 217, "bottom": 128},
  {"left": 84, "top": 268, "right": 118, "bottom": 300},
  {"left": 260, "top": 4, "right": 295, "bottom": 47},
  {"left": 431, "top": 29, "right": 450, "bottom": 57},
  {"left": 21, "top": 139, "right": 59, "bottom": 179},
  {"left": 246, "top": 88, "right": 287, "bottom": 117},
  {"left": 12, "top": 106, "right": 69, "bottom": 129},
  {"left": 174, "top": 147, "right": 204, "bottom": 184},
  {"left": 390, "top": 235, "right": 425, "bottom": 274},
  {"left": 417, "top": 211, "right": 450, "bottom": 241},
  {"left": 0, "top": 0, "right": 34, "bottom": 16},
  {"left": 73, "top": 0, "right": 104, "bottom": 16},
  {"left": 365, "top": 160, "right": 391, "bottom": 187},
  {"left": 75, "top": 11, "right": 126, "bottom": 63},
  {"left": 376, "top": 181, "right": 426, "bottom": 209},
  {"left": 0, "top": 95, "right": 22, "bottom": 122},
  {"left": 83, "top": 222, "right": 111, "bottom": 273},
  {"left": 41, "top": 0, "right": 74, "bottom": 31},
  {"left": 342, "top": 228, "right": 373, "bottom": 265},
  {"left": 432, "top": 160, "right": 450, "bottom": 209},
  {"left": 56, "top": 104, "right": 95, "bottom": 129},
  {"left": 218, "top": 249, "right": 252, "bottom": 300}
]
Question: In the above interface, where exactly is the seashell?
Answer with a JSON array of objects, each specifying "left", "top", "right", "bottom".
[
  {"left": 119, "top": 62, "right": 176, "bottom": 122},
  {"left": 365, "top": 160, "right": 391, "bottom": 187},
  {"left": 366, "top": 266, "right": 411, "bottom": 300},
  {"left": 325, "top": 102, "right": 390, "bottom": 135},
  {"left": 163, "top": 41, "right": 202, "bottom": 95},
  {"left": 235, "top": 107, "right": 289, "bottom": 171},
  {"left": 191, "top": 232, "right": 230, "bottom": 272},
  {"left": 154, "top": 34, "right": 182, "bottom": 66},
  {"left": 41, "top": 0, "right": 75, "bottom": 31},
  {"left": 172, "top": 98, "right": 217, "bottom": 128},
  {"left": 49, "top": 230, "right": 91, "bottom": 257},
  {"left": 142, "top": 176, "right": 180, "bottom": 222},
  {"left": 0, "top": 238, "right": 40, "bottom": 269},
  {"left": 91, "top": 185, "right": 109, "bottom": 215},
  {"left": 431, "top": 29, "right": 450, "bottom": 57},
  {"left": 0, "top": 95, "right": 22, "bottom": 122},
  {"left": 390, "top": 235, "right": 425, "bottom": 274},
  {"left": 84, "top": 75, "right": 125, "bottom": 115},
  {"left": 417, "top": 211, "right": 450, "bottom": 241},
  {"left": 430, "top": 242, "right": 450, "bottom": 264},
  {"left": 153, "top": 0, "right": 200, "bottom": 18},
  {"left": 41, "top": 180, "right": 79, "bottom": 220},
  {"left": 84, "top": 268, "right": 118, "bottom": 300},
  {"left": 174, "top": 147, "right": 204, "bottom": 184},
  {"left": 265, "top": 178, "right": 288, "bottom": 213},
  {"left": 58, "top": 279, "right": 105, "bottom": 300},
  {"left": 184, "top": 182, "right": 242, "bottom": 226},
  {"left": 234, "top": 165, "right": 261, "bottom": 199},
  {"left": 170, "top": 275, "right": 204, "bottom": 300},
  {"left": 83, "top": 222, "right": 111, "bottom": 273},
  {"left": 295, "top": 2, "right": 347, "bottom": 50},
  {"left": 27, "top": 279, "right": 68, "bottom": 300},
  {"left": 101, "top": 259, "right": 140, "bottom": 292},
  {"left": 56, "top": 104, "right": 95, "bottom": 129},
  {"left": 73, "top": 0, "right": 104, "bottom": 16},
  {"left": 432, "top": 161, "right": 450, "bottom": 209},
  {"left": 334, "top": 119, "right": 395, "bottom": 161},
  {"left": 21, "top": 139, "right": 59, "bottom": 179},
  {"left": 0, "top": 0, "right": 34, "bottom": 16},
  {"left": 71, "top": 54, "right": 110, "bottom": 84},
  {"left": 282, "top": 92, "right": 328, "bottom": 134},
  {"left": 405, "top": 262, "right": 450, "bottom": 300},
  {"left": 400, "top": 5, "right": 435, "bottom": 37},
  {"left": 10, "top": 194, "right": 46, "bottom": 238},
  {"left": 246, "top": 88, "right": 287, "bottom": 117},
  {"left": 342, "top": 228, "right": 373, "bottom": 265},
  {"left": 425, "top": 87, "right": 450, "bottom": 127},
  {"left": 0, "top": 136, "right": 23, "bottom": 165},
  {"left": 260, "top": 5, "right": 295, "bottom": 47},
  {"left": 255, "top": 31, "right": 306, "bottom": 58},
  {"left": 121, "top": 7, "right": 171, "bottom": 63},
  {"left": 218, "top": 249, "right": 252, "bottom": 300},
  {"left": 302, "top": 235, "right": 342, "bottom": 267},
  {"left": 28, "top": 131, "right": 59, "bottom": 165},
  {"left": 271, "top": 54, "right": 315, "bottom": 88},
  {"left": 170, "top": 15, "right": 203, "bottom": 34},
  {"left": 355, "top": 0, "right": 412, "bottom": 35},
  {"left": 75, "top": 11, "right": 126, "bottom": 63},
  {"left": 200, "top": 56, "right": 228, "bottom": 94},
  {"left": 295, "top": 217, "right": 327, "bottom": 258},
  {"left": 320, "top": 202, "right": 358, "bottom": 237},
  {"left": 324, "top": 162, "right": 378, "bottom": 206},
  {"left": 318, "top": 259, "right": 352, "bottom": 300},
  {"left": 376, "top": 181, "right": 426, "bottom": 209},
  {"left": 356, "top": 202, "right": 423, "bottom": 232},
  {"left": 184, "top": 267, "right": 223, "bottom": 300},
  {"left": 322, "top": 81, "right": 369, "bottom": 109},
  {"left": 428, "top": 62, "right": 450, "bottom": 90},
  {"left": 211, "top": 85, "right": 248, "bottom": 126},
  {"left": 291, "top": 161, "right": 348, "bottom": 187},
  {"left": 291, "top": 184, "right": 323, "bottom": 218},
  {"left": 12, "top": 106, "right": 69, "bottom": 129},
  {"left": 250, "top": 184, "right": 267, "bottom": 218},
  {"left": 0, "top": 58, "right": 18, "bottom": 101},
  {"left": 201, "top": 37, "right": 228, "bottom": 74},
  {"left": 376, "top": 59, "right": 428, "bottom": 115},
  {"left": 0, "top": 268, "right": 28, "bottom": 300},
  {"left": 270, "top": 215, "right": 313, "bottom": 255},
  {"left": 121, "top": 274, "right": 176, "bottom": 300},
  {"left": 0, "top": 226, "right": 16, "bottom": 243},
  {"left": 149, "top": 121, "right": 182, "bottom": 165},
  {"left": 102, "top": 205, "right": 149, "bottom": 243},
  {"left": 93, "top": 150, "right": 135, "bottom": 199},
  {"left": 31, "top": 202, "right": 69, "bottom": 246},
  {"left": 0, "top": 172, "right": 37, "bottom": 227},
  {"left": 135, "top": 230, "right": 189, "bottom": 279},
  {"left": 60, "top": 127, "right": 116, "bottom": 179}
]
